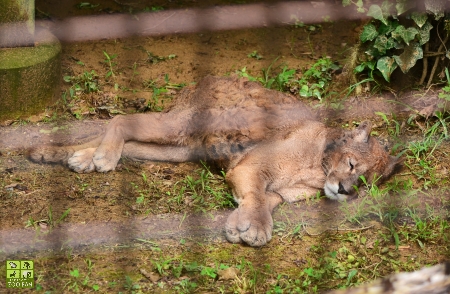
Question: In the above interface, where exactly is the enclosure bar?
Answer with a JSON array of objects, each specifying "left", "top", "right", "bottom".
[{"left": 36, "top": 1, "right": 368, "bottom": 43}]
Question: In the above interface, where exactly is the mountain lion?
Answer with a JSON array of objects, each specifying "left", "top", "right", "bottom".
[{"left": 29, "top": 76, "right": 400, "bottom": 246}]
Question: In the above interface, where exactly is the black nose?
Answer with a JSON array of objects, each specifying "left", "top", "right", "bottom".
[{"left": 338, "top": 182, "right": 349, "bottom": 195}]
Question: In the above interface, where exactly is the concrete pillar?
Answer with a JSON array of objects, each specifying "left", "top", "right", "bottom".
[
  {"left": 0, "top": 0, "right": 35, "bottom": 48},
  {"left": 0, "top": 0, "right": 61, "bottom": 121}
]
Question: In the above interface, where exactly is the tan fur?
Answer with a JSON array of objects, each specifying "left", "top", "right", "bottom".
[{"left": 29, "top": 76, "right": 400, "bottom": 246}]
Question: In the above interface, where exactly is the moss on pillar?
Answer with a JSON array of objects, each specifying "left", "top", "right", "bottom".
[{"left": 0, "top": 29, "right": 61, "bottom": 121}]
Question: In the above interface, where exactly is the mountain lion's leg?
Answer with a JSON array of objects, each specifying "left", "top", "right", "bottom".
[
  {"left": 122, "top": 142, "right": 206, "bottom": 162},
  {"left": 224, "top": 164, "right": 282, "bottom": 246},
  {"left": 30, "top": 110, "right": 197, "bottom": 172},
  {"left": 29, "top": 136, "right": 104, "bottom": 165},
  {"left": 91, "top": 110, "right": 195, "bottom": 172}
]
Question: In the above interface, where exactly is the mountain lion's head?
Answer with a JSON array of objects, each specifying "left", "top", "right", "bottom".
[{"left": 322, "top": 121, "right": 400, "bottom": 201}]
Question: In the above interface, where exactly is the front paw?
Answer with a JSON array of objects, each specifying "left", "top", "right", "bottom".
[
  {"left": 225, "top": 206, "right": 273, "bottom": 247},
  {"left": 68, "top": 148, "right": 96, "bottom": 173},
  {"left": 92, "top": 147, "right": 121, "bottom": 172}
]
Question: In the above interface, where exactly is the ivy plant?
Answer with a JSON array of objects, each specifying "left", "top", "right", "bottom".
[{"left": 349, "top": 0, "right": 445, "bottom": 83}]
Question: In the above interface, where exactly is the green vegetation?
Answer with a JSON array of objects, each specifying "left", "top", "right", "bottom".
[
  {"left": 24, "top": 207, "right": 71, "bottom": 231},
  {"left": 237, "top": 57, "right": 339, "bottom": 101},
  {"left": 76, "top": 2, "right": 99, "bottom": 9},
  {"left": 143, "top": 6, "right": 165, "bottom": 12},
  {"left": 247, "top": 50, "right": 263, "bottom": 60},
  {"left": 143, "top": 50, "right": 177, "bottom": 64},
  {"left": 170, "top": 162, "right": 235, "bottom": 211},
  {"left": 143, "top": 74, "right": 186, "bottom": 112},
  {"left": 130, "top": 161, "right": 234, "bottom": 213},
  {"left": 63, "top": 70, "right": 100, "bottom": 98},
  {"left": 438, "top": 68, "right": 450, "bottom": 102},
  {"left": 350, "top": 0, "right": 448, "bottom": 88},
  {"left": 103, "top": 51, "right": 117, "bottom": 79}
]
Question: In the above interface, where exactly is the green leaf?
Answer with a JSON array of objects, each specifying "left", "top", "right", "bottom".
[
  {"left": 411, "top": 12, "right": 428, "bottom": 28},
  {"left": 313, "top": 89, "right": 321, "bottom": 100},
  {"left": 402, "top": 27, "right": 419, "bottom": 45},
  {"left": 355, "top": 0, "right": 363, "bottom": 8},
  {"left": 374, "top": 35, "right": 396, "bottom": 55},
  {"left": 418, "top": 21, "right": 433, "bottom": 46},
  {"left": 70, "top": 269, "right": 80, "bottom": 278},
  {"left": 395, "top": 0, "right": 416, "bottom": 15},
  {"left": 378, "top": 19, "right": 399, "bottom": 35},
  {"left": 360, "top": 24, "right": 378, "bottom": 42},
  {"left": 394, "top": 40, "right": 404, "bottom": 50},
  {"left": 367, "top": 5, "right": 387, "bottom": 25},
  {"left": 377, "top": 56, "right": 398, "bottom": 82},
  {"left": 393, "top": 42, "right": 423, "bottom": 73},
  {"left": 361, "top": 236, "right": 367, "bottom": 244},
  {"left": 381, "top": 0, "right": 393, "bottom": 16},
  {"left": 393, "top": 231, "right": 400, "bottom": 248},
  {"left": 366, "top": 60, "right": 376, "bottom": 70},
  {"left": 300, "top": 85, "right": 309, "bottom": 97},
  {"left": 354, "top": 64, "right": 366, "bottom": 73},
  {"left": 200, "top": 267, "right": 217, "bottom": 279},
  {"left": 365, "top": 47, "right": 381, "bottom": 58},
  {"left": 342, "top": 0, "right": 351, "bottom": 7},
  {"left": 391, "top": 25, "right": 418, "bottom": 45},
  {"left": 347, "top": 269, "right": 358, "bottom": 284}
]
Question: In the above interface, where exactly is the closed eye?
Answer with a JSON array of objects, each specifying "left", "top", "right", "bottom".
[{"left": 349, "top": 161, "right": 354, "bottom": 171}]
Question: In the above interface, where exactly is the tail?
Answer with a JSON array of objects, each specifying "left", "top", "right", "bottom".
[{"left": 28, "top": 135, "right": 103, "bottom": 165}]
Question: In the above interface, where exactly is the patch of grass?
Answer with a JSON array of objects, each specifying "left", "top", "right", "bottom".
[
  {"left": 25, "top": 206, "right": 71, "bottom": 231},
  {"left": 404, "top": 135, "right": 444, "bottom": 189},
  {"left": 63, "top": 70, "right": 100, "bottom": 98},
  {"left": 438, "top": 67, "right": 450, "bottom": 103},
  {"left": 65, "top": 259, "right": 98, "bottom": 292},
  {"left": 375, "top": 112, "right": 403, "bottom": 139},
  {"left": 290, "top": 57, "right": 340, "bottom": 100},
  {"left": 143, "top": 50, "right": 177, "bottom": 64},
  {"left": 170, "top": 162, "right": 235, "bottom": 212},
  {"left": 402, "top": 205, "right": 450, "bottom": 249},
  {"left": 237, "top": 57, "right": 339, "bottom": 101},
  {"left": 8, "top": 223, "right": 447, "bottom": 294},
  {"left": 62, "top": 70, "right": 102, "bottom": 119},
  {"left": 143, "top": 74, "right": 186, "bottom": 112},
  {"left": 375, "top": 109, "right": 449, "bottom": 190}
]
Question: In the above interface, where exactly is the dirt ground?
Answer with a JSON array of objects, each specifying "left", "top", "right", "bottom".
[{"left": 1, "top": 0, "right": 450, "bottom": 293}]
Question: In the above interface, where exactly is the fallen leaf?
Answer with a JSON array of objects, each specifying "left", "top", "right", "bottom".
[
  {"left": 218, "top": 267, "right": 239, "bottom": 280},
  {"left": 140, "top": 268, "right": 160, "bottom": 282}
]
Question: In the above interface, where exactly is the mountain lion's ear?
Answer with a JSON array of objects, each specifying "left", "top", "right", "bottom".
[{"left": 353, "top": 121, "right": 372, "bottom": 143}]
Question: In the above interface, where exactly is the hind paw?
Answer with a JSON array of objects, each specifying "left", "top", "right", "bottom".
[
  {"left": 29, "top": 146, "right": 70, "bottom": 164},
  {"left": 68, "top": 148, "right": 96, "bottom": 173}
]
